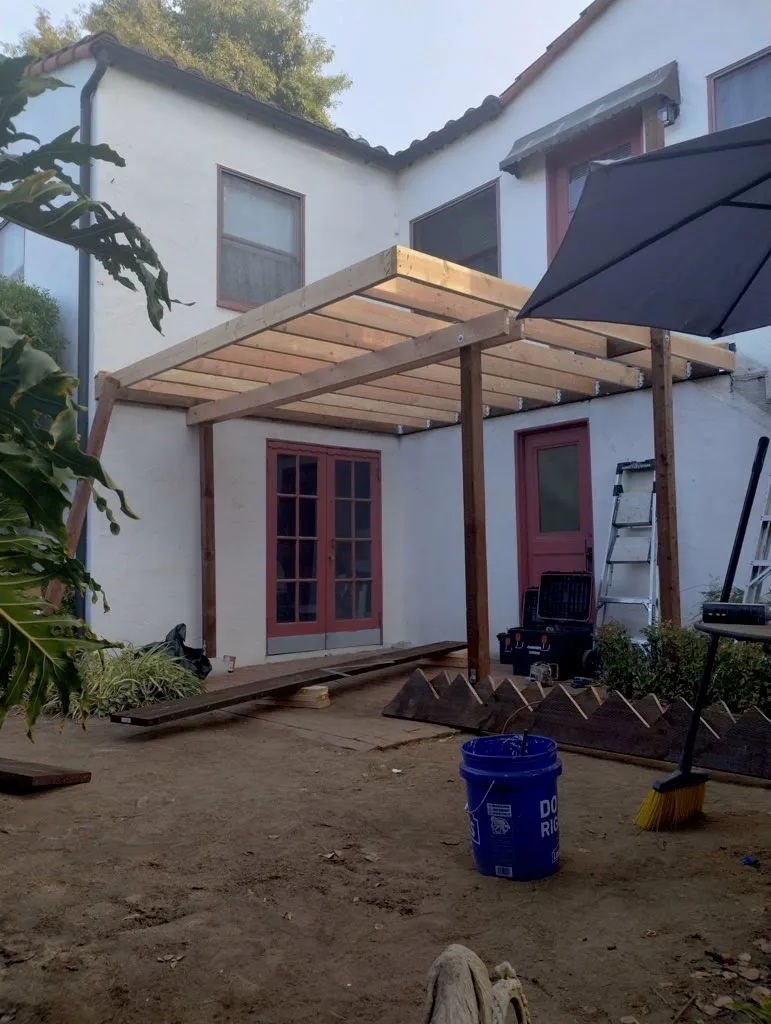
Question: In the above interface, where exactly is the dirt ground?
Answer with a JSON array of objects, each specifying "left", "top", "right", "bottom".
[{"left": 0, "top": 678, "right": 769, "bottom": 1024}]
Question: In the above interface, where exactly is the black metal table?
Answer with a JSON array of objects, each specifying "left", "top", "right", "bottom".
[{"left": 695, "top": 620, "right": 771, "bottom": 644}]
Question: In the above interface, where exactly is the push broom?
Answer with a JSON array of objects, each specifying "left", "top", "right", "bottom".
[{"left": 635, "top": 435, "right": 769, "bottom": 831}]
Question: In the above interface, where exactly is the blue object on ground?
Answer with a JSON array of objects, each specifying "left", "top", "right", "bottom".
[
  {"left": 459, "top": 734, "right": 562, "bottom": 881},
  {"left": 742, "top": 854, "right": 760, "bottom": 866}
]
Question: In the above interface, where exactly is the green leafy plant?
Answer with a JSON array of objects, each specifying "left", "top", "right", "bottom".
[
  {"left": 0, "top": 54, "right": 173, "bottom": 729},
  {"left": 0, "top": 276, "right": 66, "bottom": 360},
  {"left": 44, "top": 645, "right": 205, "bottom": 720},
  {"left": 595, "top": 620, "right": 771, "bottom": 713},
  {"left": 728, "top": 998, "right": 771, "bottom": 1024}
]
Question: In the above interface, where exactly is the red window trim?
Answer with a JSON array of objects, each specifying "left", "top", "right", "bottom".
[
  {"left": 216, "top": 164, "right": 306, "bottom": 313},
  {"left": 266, "top": 439, "right": 383, "bottom": 642},
  {"left": 546, "top": 113, "right": 643, "bottom": 261},
  {"left": 707, "top": 45, "right": 771, "bottom": 133}
]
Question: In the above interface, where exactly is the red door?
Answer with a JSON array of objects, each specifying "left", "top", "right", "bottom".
[
  {"left": 516, "top": 423, "right": 594, "bottom": 602},
  {"left": 266, "top": 441, "right": 382, "bottom": 655}
]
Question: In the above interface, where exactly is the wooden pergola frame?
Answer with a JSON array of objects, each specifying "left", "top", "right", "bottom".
[{"left": 71, "top": 246, "right": 734, "bottom": 679}]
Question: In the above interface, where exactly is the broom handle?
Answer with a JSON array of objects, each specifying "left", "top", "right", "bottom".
[{"left": 679, "top": 435, "right": 769, "bottom": 773}]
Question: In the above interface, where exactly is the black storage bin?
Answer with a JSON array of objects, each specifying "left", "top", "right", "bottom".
[{"left": 498, "top": 571, "right": 594, "bottom": 679}]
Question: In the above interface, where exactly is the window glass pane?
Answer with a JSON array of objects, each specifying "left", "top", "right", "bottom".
[
  {"left": 355, "top": 541, "right": 371, "bottom": 578},
  {"left": 222, "top": 173, "right": 298, "bottom": 254},
  {"left": 568, "top": 143, "right": 632, "bottom": 217},
  {"left": 715, "top": 55, "right": 771, "bottom": 130},
  {"left": 220, "top": 237, "right": 300, "bottom": 307},
  {"left": 412, "top": 184, "right": 499, "bottom": 276},
  {"left": 354, "top": 501, "right": 371, "bottom": 538},
  {"left": 335, "top": 582, "right": 353, "bottom": 620},
  {"left": 276, "top": 540, "right": 295, "bottom": 579},
  {"left": 335, "top": 541, "right": 352, "bottom": 579},
  {"left": 299, "top": 457, "right": 318, "bottom": 495},
  {"left": 276, "top": 581, "right": 296, "bottom": 623},
  {"left": 335, "top": 460, "right": 352, "bottom": 497},
  {"left": 298, "top": 498, "right": 316, "bottom": 537},
  {"left": 537, "top": 445, "right": 580, "bottom": 533},
  {"left": 0, "top": 222, "right": 24, "bottom": 280},
  {"left": 355, "top": 581, "right": 372, "bottom": 619},
  {"left": 354, "top": 461, "right": 371, "bottom": 498},
  {"left": 277, "top": 497, "right": 295, "bottom": 537},
  {"left": 335, "top": 499, "right": 352, "bottom": 538},
  {"left": 298, "top": 540, "right": 317, "bottom": 579},
  {"left": 298, "top": 582, "right": 317, "bottom": 622},
  {"left": 277, "top": 454, "right": 296, "bottom": 494}
]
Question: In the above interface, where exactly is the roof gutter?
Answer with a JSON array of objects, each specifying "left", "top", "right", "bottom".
[{"left": 73, "top": 59, "right": 107, "bottom": 620}]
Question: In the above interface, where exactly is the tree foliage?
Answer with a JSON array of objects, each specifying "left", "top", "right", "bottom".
[
  {"left": 4, "top": 0, "right": 351, "bottom": 126},
  {"left": 0, "top": 276, "right": 67, "bottom": 361},
  {"left": 0, "top": 55, "right": 170, "bottom": 729}
]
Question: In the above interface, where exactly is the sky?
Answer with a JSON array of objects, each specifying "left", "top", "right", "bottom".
[{"left": 0, "top": 0, "right": 589, "bottom": 151}]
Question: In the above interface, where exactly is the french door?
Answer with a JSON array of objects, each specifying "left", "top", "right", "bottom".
[{"left": 266, "top": 440, "right": 382, "bottom": 655}]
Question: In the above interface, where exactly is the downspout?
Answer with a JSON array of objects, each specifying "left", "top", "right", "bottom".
[{"left": 73, "top": 60, "right": 107, "bottom": 621}]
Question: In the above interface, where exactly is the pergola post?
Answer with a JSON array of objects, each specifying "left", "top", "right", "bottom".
[
  {"left": 650, "top": 327, "right": 681, "bottom": 625},
  {"left": 460, "top": 344, "right": 491, "bottom": 682},
  {"left": 199, "top": 422, "right": 217, "bottom": 656},
  {"left": 47, "top": 375, "right": 120, "bottom": 610}
]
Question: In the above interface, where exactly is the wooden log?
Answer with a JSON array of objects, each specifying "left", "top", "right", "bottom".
[
  {"left": 0, "top": 759, "right": 91, "bottom": 793},
  {"left": 460, "top": 344, "right": 491, "bottom": 682}
]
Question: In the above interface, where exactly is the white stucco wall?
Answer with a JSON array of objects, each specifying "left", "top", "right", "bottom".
[
  {"left": 90, "top": 67, "right": 398, "bottom": 376},
  {"left": 9, "top": 58, "right": 97, "bottom": 374},
  {"left": 396, "top": 0, "right": 771, "bottom": 368},
  {"left": 400, "top": 377, "right": 771, "bottom": 648}
]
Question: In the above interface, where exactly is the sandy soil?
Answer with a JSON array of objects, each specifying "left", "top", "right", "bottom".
[{"left": 0, "top": 686, "right": 769, "bottom": 1024}]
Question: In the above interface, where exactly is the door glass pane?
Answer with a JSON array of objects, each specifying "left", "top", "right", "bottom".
[
  {"left": 335, "top": 460, "right": 352, "bottom": 497},
  {"left": 298, "top": 497, "right": 317, "bottom": 537},
  {"left": 298, "top": 540, "right": 317, "bottom": 579},
  {"left": 354, "top": 461, "right": 371, "bottom": 499},
  {"left": 335, "top": 581, "right": 353, "bottom": 620},
  {"left": 298, "top": 582, "right": 317, "bottom": 622},
  {"left": 276, "top": 582, "right": 296, "bottom": 623},
  {"left": 568, "top": 143, "right": 632, "bottom": 218},
  {"left": 537, "top": 444, "right": 580, "bottom": 533},
  {"left": 276, "top": 540, "right": 295, "bottom": 579},
  {"left": 335, "top": 499, "right": 352, "bottom": 538},
  {"left": 277, "top": 454, "right": 296, "bottom": 494},
  {"left": 277, "top": 497, "right": 295, "bottom": 537},
  {"left": 299, "top": 457, "right": 318, "bottom": 495},
  {"left": 355, "top": 541, "right": 371, "bottom": 578},
  {"left": 354, "top": 501, "right": 371, "bottom": 538},
  {"left": 335, "top": 541, "right": 352, "bottom": 579},
  {"left": 355, "top": 580, "right": 372, "bottom": 619}
]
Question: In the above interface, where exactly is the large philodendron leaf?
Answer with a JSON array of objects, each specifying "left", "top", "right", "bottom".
[{"left": 0, "top": 57, "right": 173, "bottom": 331}]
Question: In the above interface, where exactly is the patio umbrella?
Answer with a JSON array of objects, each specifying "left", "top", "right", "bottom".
[{"left": 518, "top": 114, "right": 771, "bottom": 338}]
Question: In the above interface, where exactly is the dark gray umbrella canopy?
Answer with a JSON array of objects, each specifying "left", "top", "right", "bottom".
[{"left": 518, "top": 116, "right": 771, "bottom": 338}]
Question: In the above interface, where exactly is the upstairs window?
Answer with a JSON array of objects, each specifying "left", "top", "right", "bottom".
[
  {"left": 0, "top": 221, "right": 24, "bottom": 281},
  {"left": 710, "top": 49, "right": 771, "bottom": 131},
  {"left": 218, "top": 169, "right": 303, "bottom": 311},
  {"left": 411, "top": 182, "right": 500, "bottom": 276}
]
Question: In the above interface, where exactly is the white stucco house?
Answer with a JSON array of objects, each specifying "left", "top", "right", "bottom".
[{"left": 7, "top": 0, "right": 771, "bottom": 668}]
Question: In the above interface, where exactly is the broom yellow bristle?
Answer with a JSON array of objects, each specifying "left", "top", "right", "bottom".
[{"left": 635, "top": 782, "right": 706, "bottom": 831}]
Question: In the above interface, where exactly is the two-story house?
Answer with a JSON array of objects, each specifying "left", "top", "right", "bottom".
[{"left": 9, "top": 0, "right": 771, "bottom": 667}]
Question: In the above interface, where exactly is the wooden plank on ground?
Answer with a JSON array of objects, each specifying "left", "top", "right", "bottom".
[
  {"left": 0, "top": 759, "right": 91, "bottom": 793},
  {"left": 111, "top": 641, "right": 466, "bottom": 726}
]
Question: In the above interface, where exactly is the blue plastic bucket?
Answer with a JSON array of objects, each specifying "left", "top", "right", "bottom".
[{"left": 459, "top": 734, "right": 562, "bottom": 880}]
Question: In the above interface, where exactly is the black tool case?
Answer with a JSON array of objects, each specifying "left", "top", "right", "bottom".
[{"left": 498, "top": 572, "right": 594, "bottom": 680}]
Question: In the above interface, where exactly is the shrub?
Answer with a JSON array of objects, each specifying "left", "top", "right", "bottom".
[
  {"left": 595, "top": 620, "right": 771, "bottom": 714},
  {"left": 44, "top": 646, "right": 206, "bottom": 721},
  {"left": 0, "top": 275, "right": 67, "bottom": 360}
]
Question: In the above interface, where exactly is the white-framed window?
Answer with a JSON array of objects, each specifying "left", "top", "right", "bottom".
[
  {"left": 217, "top": 168, "right": 303, "bottom": 311},
  {"left": 0, "top": 221, "right": 24, "bottom": 280}
]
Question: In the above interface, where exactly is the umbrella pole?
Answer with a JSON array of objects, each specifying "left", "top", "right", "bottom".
[{"left": 650, "top": 328, "right": 681, "bottom": 625}]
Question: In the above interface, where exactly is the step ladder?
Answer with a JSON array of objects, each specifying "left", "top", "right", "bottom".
[
  {"left": 596, "top": 459, "right": 659, "bottom": 643},
  {"left": 744, "top": 476, "right": 771, "bottom": 604}
]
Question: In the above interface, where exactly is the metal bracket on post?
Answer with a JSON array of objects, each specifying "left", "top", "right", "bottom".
[
  {"left": 594, "top": 380, "right": 602, "bottom": 397},
  {"left": 555, "top": 389, "right": 563, "bottom": 404},
  {"left": 636, "top": 370, "right": 645, "bottom": 389},
  {"left": 483, "top": 405, "right": 491, "bottom": 418},
  {"left": 396, "top": 424, "right": 405, "bottom": 436}
]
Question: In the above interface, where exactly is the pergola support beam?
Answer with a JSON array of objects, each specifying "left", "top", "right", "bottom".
[
  {"left": 650, "top": 328, "right": 681, "bottom": 625},
  {"left": 200, "top": 423, "right": 217, "bottom": 656},
  {"left": 187, "top": 309, "right": 521, "bottom": 426},
  {"left": 460, "top": 345, "right": 491, "bottom": 682}
]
